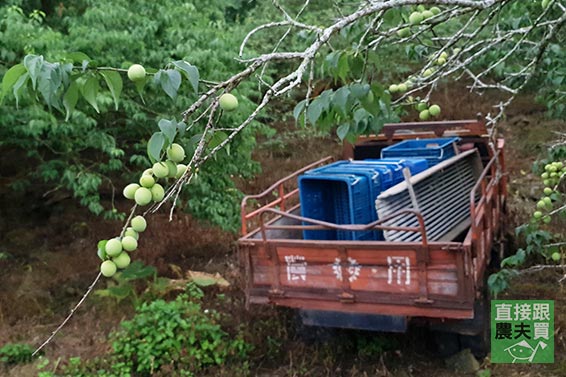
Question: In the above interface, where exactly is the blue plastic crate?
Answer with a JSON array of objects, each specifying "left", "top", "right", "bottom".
[
  {"left": 381, "top": 137, "right": 461, "bottom": 167},
  {"left": 307, "top": 161, "right": 394, "bottom": 191},
  {"left": 307, "top": 163, "right": 384, "bottom": 201},
  {"left": 358, "top": 158, "right": 429, "bottom": 186},
  {"left": 298, "top": 173, "right": 382, "bottom": 241},
  {"left": 370, "top": 158, "right": 429, "bottom": 176}
]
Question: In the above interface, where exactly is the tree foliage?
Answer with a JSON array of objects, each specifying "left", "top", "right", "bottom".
[{"left": 0, "top": 0, "right": 267, "bottom": 228}]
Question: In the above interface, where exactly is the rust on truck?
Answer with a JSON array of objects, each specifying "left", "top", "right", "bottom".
[{"left": 238, "top": 118, "right": 506, "bottom": 329}]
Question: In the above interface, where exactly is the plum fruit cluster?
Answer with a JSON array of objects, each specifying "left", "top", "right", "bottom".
[
  {"left": 98, "top": 143, "right": 188, "bottom": 277},
  {"left": 98, "top": 215, "right": 147, "bottom": 277},
  {"left": 534, "top": 161, "right": 565, "bottom": 262}
]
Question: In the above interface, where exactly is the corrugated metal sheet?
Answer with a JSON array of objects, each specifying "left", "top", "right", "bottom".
[{"left": 375, "top": 149, "right": 483, "bottom": 242}]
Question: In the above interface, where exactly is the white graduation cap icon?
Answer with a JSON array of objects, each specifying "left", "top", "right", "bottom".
[{"left": 504, "top": 340, "right": 547, "bottom": 363}]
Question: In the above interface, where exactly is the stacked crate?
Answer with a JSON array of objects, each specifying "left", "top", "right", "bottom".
[{"left": 299, "top": 158, "right": 428, "bottom": 240}]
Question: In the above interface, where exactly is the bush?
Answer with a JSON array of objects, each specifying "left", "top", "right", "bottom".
[
  {"left": 110, "top": 284, "right": 250, "bottom": 375},
  {"left": 0, "top": 342, "right": 34, "bottom": 365}
]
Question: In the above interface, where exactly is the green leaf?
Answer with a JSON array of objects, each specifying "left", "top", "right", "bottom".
[
  {"left": 23, "top": 54, "right": 44, "bottom": 90},
  {"left": 350, "top": 83, "right": 370, "bottom": 99},
  {"left": 107, "top": 285, "right": 133, "bottom": 300},
  {"left": 337, "top": 53, "right": 349, "bottom": 81},
  {"left": 158, "top": 119, "right": 177, "bottom": 144},
  {"left": 306, "top": 101, "right": 323, "bottom": 124},
  {"left": 134, "top": 78, "right": 146, "bottom": 103},
  {"left": 101, "top": 71, "right": 123, "bottom": 111},
  {"left": 1, "top": 63, "right": 26, "bottom": 102},
  {"left": 121, "top": 260, "right": 156, "bottom": 281},
  {"left": 336, "top": 123, "right": 350, "bottom": 141},
  {"left": 12, "top": 73, "right": 29, "bottom": 108},
  {"left": 65, "top": 51, "right": 91, "bottom": 64},
  {"left": 147, "top": 132, "right": 165, "bottom": 163},
  {"left": 332, "top": 86, "right": 350, "bottom": 113},
  {"left": 173, "top": 60, "right": 199, "bottom": 93},
  {"left": 63, "top": 81, "right": 79, "bottom": 121},
  {"left": 177, "top": 121, "right": 186, "bottom": 138},
  {"left": 37, "top": 62, "right": 64, "bottom": 110},
  {"left": 209, "top": 131, "right": 228, "bottom": 149},
  {"left": 80, "top": 76, "right": 100, "bottom": 113},
  {"left": 293, "top": 99, "right": 306, "bottom": 120},
  {"left": 155, "top": 69, "right": 181, "bottom": 100}
]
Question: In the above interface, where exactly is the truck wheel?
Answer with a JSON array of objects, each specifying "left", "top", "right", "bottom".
[{"left": 432, "top": 330, "right": 461, "bottom": 358}]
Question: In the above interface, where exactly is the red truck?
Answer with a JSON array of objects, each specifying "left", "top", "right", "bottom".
[{"left": 238, "top": 118, "right": 506, "bottom": 353}]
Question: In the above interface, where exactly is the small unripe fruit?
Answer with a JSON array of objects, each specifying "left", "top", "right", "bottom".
[
  {"left": 397, "top": 27, "right": 411, "bottom": 38},
  {"left": 537, "top": 200, "right": 546, "bottom": 209},
  {"left": 152, "top": 162, "right": 169, "bottom": 178},
  {"left": 143, "top": 168, "right": 153, "bottom": 176},
  {"left": 167, "top": 143, "right": 185, "bottom": 163},
  {"left": 543, "top": 179, "right": 551, "bottom": 186},
  {"left": 551, "top": 251, "right": 561, "bottom": 262},
  {"left": 105, "top": 238, "right": 123, "bottom": 257},
  {"left": 166, "top": 160, "right": 177, "bottom": 178},
  {"left": 417, "top": 5, "right": 426, "bottom": 12},
  {"left": 416, "top": 102, "right": 428, "bottom": 111},
  {"left": 409, "top": 12, "right": 424, "bottom": 25},
  {"left": 134, "top": 187, "right": 152, "bottom": 206},
  {"left": 437, "top": 57, "right": 446, "bottom": 65},
  {"left": 122, "top": 236, "right": 138, "bottom": 252},
  {"left": 151, "top": 183, "right": 165, "bottom": 202},
  {"left": 365, "top": 90, "right": 374, "bottom": 103},
  {"left": 123, "top": 183, "right": 140, "bottom": 200},
  {"left": 397, "top": 83, "right": 408, "bottom": 93},
  {"left": 423, "top": 68, "right": 435, "bottom": 77},
  {"left": 101, "top": 260, "right": 117, "bottom": 277},
  {"left": 440, "top": 51, "right": 448, "bottom": 60},
  {"left": 419, "top": 109, "right": 430, "bottom": 121},
  {"left": 533, "top": 211, "right": 543, "bottom": 219},
  {"left": 219, "top": 93, "right": 238, "bottom": 111},
  {"left": 389, "top": 84, "right": 399, "bottom": 93},
  {"left": 430, "top": 6, "right": 441, "bottom": 15},
  {"left": 131, "top": 215, "right": 147, "bottom": 232},
  {"left": 422, "top": 10, "right": 434, "bottom": 19},
  {"left": 139, "top": 174, "right": 155, "bottom": 188},
  {"left": 542, "top": 0, "right": 552, "bottom": 10},
  {"left": 429, "top": 104, "right": 441, "bottom": 117},
  {"left": 97, "top": 240, "right": 107, "bottom": 260},
  {"left": 176, "top": 164, "right": 187, "bottom": 179},
  {"left": 544, "top": 187, "right": 553, "bottom": 195},
  {"left": 127, "top": 64, "right": 146, "bottom": 82},
  {"left": 556, "top": 162, "right": 563, "bottom": 169},
  {"left": 543, "top": 216, "right": 552, "bottom": 224},
  {"left": 113, "top": 252, "right": 131, "bottom": 269},
  {"left": 124, "top": 227, "right": 139, "bottom": 240},
  {"left": 541, "top": 172, "right": 549, "bottom": 179}
]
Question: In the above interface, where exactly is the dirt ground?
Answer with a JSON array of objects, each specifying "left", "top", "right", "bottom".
[{"left": 1, "top": 85, "right": 566, "bottom": 376}]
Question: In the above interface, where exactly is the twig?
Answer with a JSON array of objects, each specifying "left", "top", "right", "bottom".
[
  {"left": 33, "top": 272, "right": 102, "bottom": 357},
  {"left": 518, "top": 265, "right": 566, "bottom": 274}
]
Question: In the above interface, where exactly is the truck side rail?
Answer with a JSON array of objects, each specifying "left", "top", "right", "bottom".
[
  {"left": 240, "top": 156, "right": 334, "bottom": 235},
  {"left": 256, "top": 207, "right": 429, "bottom": 248},
  {"left": 469, "top": 145, "right": 504, "bottom": 283}
]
